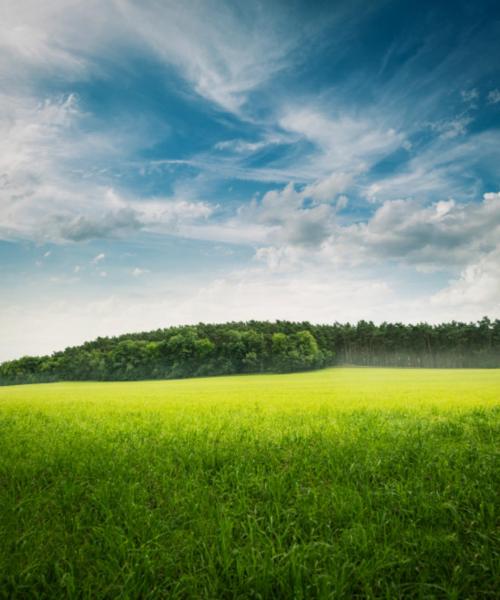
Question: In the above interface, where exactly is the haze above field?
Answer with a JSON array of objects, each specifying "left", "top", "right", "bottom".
[{"left": 1, "top": 0, "right": 500, "bottom": 361}]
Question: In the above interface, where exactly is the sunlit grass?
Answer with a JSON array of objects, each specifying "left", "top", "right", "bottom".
[{"left": 0, "top": 368, "right": 499, "bottom": 598}]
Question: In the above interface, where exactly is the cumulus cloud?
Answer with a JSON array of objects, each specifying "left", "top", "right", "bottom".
[
  {"left": 33, "top": 196, "right": 214, "bottom": 243},
  {"left": 431, "top": 247, "right": 500, "bottom": 315},
  {"left": 183, "top": 163, "right": 500, "bottom": 279},
  {"left": 303, "top": 172, "right": 353, "bottom": 203},
  {"left": 233, "top": 185, "right": 500, "bottom": 280},
  {"left": 54, "top": 209, "right": 142, "bottom": 242},
  {"left": 137, "top": 199, "right": 213, "bottom": 229},
  {"left": 321, "top": 192, "right": 500, "bottom": 270},
  {"left": 237, "top": 181, "right": 343, "bottom": 248}
]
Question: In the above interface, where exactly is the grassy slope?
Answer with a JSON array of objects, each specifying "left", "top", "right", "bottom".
[{"left": 0, "top": 368, "right": 498, "bottom": 598}]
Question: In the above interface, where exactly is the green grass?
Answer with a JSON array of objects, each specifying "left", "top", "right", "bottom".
[{"left": 0, "top": 368, "right": 499, "bottom": 598}]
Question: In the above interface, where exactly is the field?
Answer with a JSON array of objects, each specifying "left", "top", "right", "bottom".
[{"left": 0, "top": 368, "right": 499, "bottom": 598}]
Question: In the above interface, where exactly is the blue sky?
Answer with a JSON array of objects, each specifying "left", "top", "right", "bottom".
[{"left": 1, "top": 0, "right": 500, "bottom": 360}]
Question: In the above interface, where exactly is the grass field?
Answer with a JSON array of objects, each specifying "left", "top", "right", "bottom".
[{"left": 0, "top": 368, "right": 499, "bottom": 598}]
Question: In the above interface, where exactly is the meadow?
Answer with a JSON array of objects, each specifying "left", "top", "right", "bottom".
[{"left": 0, "top": 368, "right": 499, "bottom": 598}]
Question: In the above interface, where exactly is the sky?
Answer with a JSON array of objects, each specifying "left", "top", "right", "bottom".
[{"left": 1, "top": 0, "right": 500, "bottom": 361}]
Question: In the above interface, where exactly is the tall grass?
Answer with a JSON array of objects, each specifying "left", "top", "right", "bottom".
[{"left": 0, "top": 368, "right": 498, "bottom": 598}]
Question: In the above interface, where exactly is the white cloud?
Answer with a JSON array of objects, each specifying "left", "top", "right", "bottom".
[
  {"left": 235, "top": 182, "right": 337, "bottom": 248},
  {"left": 0, "top": 3, "right": 90, "bottom": 81},
  {"left": 0, "top": 0, "right": 328, "bottom": 128},
  {"left": 214, "top": 132, "right": 294, "bottom": 155},
  {"left": 2, "top": 184, "right": 499, "bottom": 361},
  {"left": 0, "top": 0, "right": 303, "bottom": 209},
  {"left": 0, "top": 93, "right": 126, "bottom": 241},
  {"left": 1, "top": 0, "right": 499, "bottom": 360},
  {"left": 0, "top": 92, "right": 215, "bottom": 243},
  {"left": 303, "top": 172, "right": 353, "bottom": 203},
  {"left": 460, "top": 88, "right": 478, "bottom": 103},
  {"left": 362, "top": 129, "right": 500, "bottom": 203},
  {"left": 431, "top": 247, "right": 500, "bottom": 316},
  {"left": 430, "top": 116, "right": 473, "bottom": 139},
  {"left": 199, "top": 169, "right": 352, "bottom": 250},
  {"left": 487, "top": 89, "right": 500, "bottom": 105},
  {"left": 336, "top": 195, "right": 349, "bottom": 211},
  {"left": 195, "top": 104, "right": 409, "bottom": 197},
  {"left": 92, "top": 253, "right": 105, "bottom": 264},
  {"left": 254, "top": 246, "right": 303, "bottom": 272},
  {"left": 327, "top": 191, "right": 500, "bottom": 269},
  {"left": 136, "top": 198, "right": 213, "bottom": 230},
  {"left": 215, "top": 140, "right": 268, "bottom": 153},
  {"left": 181, "top": 172, "right": 500, "bottom": 278},
  {"left": 112, "top": 1, "right": 298, "bottom": 114},
  {"left": 225, "top": 186, "right": 500, "bottom": 280},
  {"left": 54, "top": 208, "right": 142, "bottom": 242},
  {"left": 215, "top": 139, "right": 273, "bottom": 154},
  {"left": 279, "top": 107, "right": 404, "bottom": 175}
]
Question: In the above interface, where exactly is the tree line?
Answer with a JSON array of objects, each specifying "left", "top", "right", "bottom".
[{"left": 1, "top": 317, "right": 499, "bottom": 385}]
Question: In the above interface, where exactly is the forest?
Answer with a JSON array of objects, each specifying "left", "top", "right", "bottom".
[{"left": 1, "top": 317, "right": 499, "bottom": 385}]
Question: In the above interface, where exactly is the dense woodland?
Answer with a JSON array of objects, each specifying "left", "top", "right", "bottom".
[{"left": 1, "top": 318, "right": 499, "bottom": 385}]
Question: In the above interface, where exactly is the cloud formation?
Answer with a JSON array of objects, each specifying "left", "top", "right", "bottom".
[
  {"left": 0, "top": 92, "right": 214, "bottom": 243},
  {"left": 1, "top": 0, "right": 499, "bottom": 360},
  {"left": 250, "top": 189, "right": 500, "bottom": 270},
  {"left": 2, "top": 0, "right": 303, "bottom": 116}
]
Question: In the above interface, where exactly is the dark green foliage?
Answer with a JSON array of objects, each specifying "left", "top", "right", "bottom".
[{"left": 1, "top": 317, "right": 499, "bottom": 384}]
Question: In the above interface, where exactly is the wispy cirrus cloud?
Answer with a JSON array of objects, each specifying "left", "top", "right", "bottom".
[
  {"left": 2, "top": 0, "right": 309, "bottom": 115},
  {"left": 113, "top": 0, "right": 300, "bottom": 115}
]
